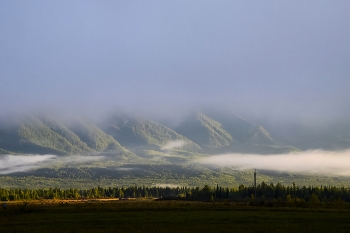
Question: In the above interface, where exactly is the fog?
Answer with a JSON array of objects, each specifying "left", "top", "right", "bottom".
[
  {"left": 197, "top": 150, "right": 350, "bottom": 176},
  {"left": 2, "top": 151, "right": 350, "bottom": 177},
  {"left": 161, "top": 140, "right": 187, "bottom": 151},
  {"left": 0, "top": 155, "right": 103, "bottom": 175},
  {"left": 0, "top": 155, "right": 55, "bottom": 174}
]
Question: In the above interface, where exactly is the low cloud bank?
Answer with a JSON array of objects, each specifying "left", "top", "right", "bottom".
[
  {"left": 197, "top": 150, "right": 350, "bottom": 176},
  {"left": 0, "top": 155, "right": 103, "bottom": 174},
  {"left": 0, "top": 155, "right": 55, "bottom": 174},
  {"left": 161, "top": 140, "right": 187, "bottom": 151}
]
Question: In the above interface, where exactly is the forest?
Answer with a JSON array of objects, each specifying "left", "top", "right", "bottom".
[{"left": 1, "top": 182, "right": 349, "bottom": 205}]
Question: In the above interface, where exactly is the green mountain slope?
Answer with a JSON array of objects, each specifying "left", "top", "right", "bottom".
[
  {"left": 172, "top": 111, "right": 299, "bottom": 154},
  {"left": 17, "top": 117, "right": 80, "bottom": 154},
  {"left": 0, "top": 116, "right": 84, "bottom": 155},
  {"left": 0, "top": 115, "right": 137, "bottom": 157},
  {"left": 206, "top": 111, "right": 274, "bottom": 145},
  {"left": 67, "top": 117, "right": 136, "bottom": 157},
  {"left": 102, "top": 115, "right": 201, "bottom": 152},
  {"left": 174, "top": 112, "right": 233, "bottom": 149},
  {"left": 39, "top": 116, "right": 93, "bottom": 153},
  {"left": 0, "top": 111, "right": 301, "bottom": 156}
]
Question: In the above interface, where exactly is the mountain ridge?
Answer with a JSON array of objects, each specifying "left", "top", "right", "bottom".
[
  {"left": 102, "top": 115, "right": 201, "bottom": 154},
  {"left": 0, "top": 110, "right": 323, "bottom": 156}
]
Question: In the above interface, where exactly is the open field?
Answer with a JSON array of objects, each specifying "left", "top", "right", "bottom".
[{"left": 1, "top": 199, "right": 350, "bottom": 232}]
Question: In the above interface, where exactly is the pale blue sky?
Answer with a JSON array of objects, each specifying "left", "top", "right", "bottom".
[{"left": 1, "top": 1, "right": 349, "bottom": 120}]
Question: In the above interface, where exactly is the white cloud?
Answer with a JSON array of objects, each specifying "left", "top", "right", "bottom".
[
  {"left": 0, "top": 155, "right": 55, "bottom": 174},
  {"left": 0, "top": 155, "right": 104, "bottom": 174},
  {"left": 161, "top": 140, "right": 187, "bottom": 151},
  {"left": 196, "top": 150, "right": 350, "bottom": 176}
]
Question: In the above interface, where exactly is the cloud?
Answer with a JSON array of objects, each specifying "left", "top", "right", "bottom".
[
  {"left": 0, "top": 155, "right": 104, "bottom": 174},
  {"left": 0, "top": 155, "right": 55, "bottom": 174},
  {"left": 53, "top": 155, "right": 104, "bottom": 165},
  {"left": 196, "top": 150, "right": 350, "bottom": 176},
  {"left": 160, "top": 140, "right": 187, "bottom": 151}
]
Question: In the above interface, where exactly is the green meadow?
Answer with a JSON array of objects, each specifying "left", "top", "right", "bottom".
[{"left": 1, "top": 199, "right": 350, "bottom": 233}]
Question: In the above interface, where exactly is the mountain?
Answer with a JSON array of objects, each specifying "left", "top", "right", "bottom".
[
  {"left": 204, "top": 111, "right": 274, "bottom": 145},
  {"left": 174, "top": 112, "right": 233, "bottom": 149},
  {"left": 102, "top": 115, "right": 201, "bottom": 153},
  {"left": 173, "top": 111, "right": 298, "bottom": 154},
  {"left": 65, "top": 117, "right": 137, "bottom": 158},
  {"left": 0, "top": 115, "right": 137, "bottom": 158},
  {"left": 0, "top": 111, "right": 301, "bottom": 156},
  {"left": 39, "top": 116, "right": 93, "bottom": 153},
  {"left": 0, "top": 116, "right": 79, "bottom": 155}
]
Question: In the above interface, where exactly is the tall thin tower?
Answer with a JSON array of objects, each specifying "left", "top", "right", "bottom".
[{"left": 254, "top": 169, "right": 257, "bottom": 198}]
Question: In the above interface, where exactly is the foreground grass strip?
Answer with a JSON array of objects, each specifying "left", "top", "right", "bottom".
[{"left": 0, "top": 200, "right": 350, "bottom": 232}]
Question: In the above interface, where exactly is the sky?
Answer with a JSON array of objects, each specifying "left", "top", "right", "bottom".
[{"left": 1, "top": 1, "right": 350, "bottom": 121}]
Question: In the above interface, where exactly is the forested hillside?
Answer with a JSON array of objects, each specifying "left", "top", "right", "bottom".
[
  {"left": 102, "top": 115, "right": 201, "bottom": 153},
  {"left": 175, "top": 112, "right": 233, "bottom": 149},
  {"left": 0, "top": 111, "right": 299, "bottom": 156},
  {"left": 2, "top": 109, "right": 350, "bottom": 157},
  {"left": 0, "top": 115, "right": 136, "bottom": 158},
  {"left": 173, "top": 111, "right": 298, "bottom": 154}
]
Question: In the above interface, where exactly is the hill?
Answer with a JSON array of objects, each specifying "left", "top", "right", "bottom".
[
  {"left": 0, "top": 115, "right": 137, "bottom": 158},
  {"left": 0, "top": 111, "right": 301, "bottom": 156},
  {"left": 0, "top": 116, "right": 78, "bottom": 155},
  {"left": 174, "top": 112, "right": 233, "bottom": 149},
  {"left": 102, "top": 115, "right": 201, "bottom": 153},
  {"left": 205, "top": 111, "right": 274, "bottom": 145},
  {"left": 172, "top": 111, "right": 298, "bottom": 154}
]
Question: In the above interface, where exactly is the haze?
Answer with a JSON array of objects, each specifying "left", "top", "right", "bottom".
[{"left": 1, "top": 1, "right": 349, "bottom": 121}]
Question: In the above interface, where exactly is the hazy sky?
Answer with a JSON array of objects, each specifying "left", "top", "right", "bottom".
[{"left": 1, "top": 1, "right": 349, "bottom": 120}]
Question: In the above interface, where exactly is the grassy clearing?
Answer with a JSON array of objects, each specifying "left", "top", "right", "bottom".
[{"left": 1, "top": 199, "right": 350, "bottom": 232}]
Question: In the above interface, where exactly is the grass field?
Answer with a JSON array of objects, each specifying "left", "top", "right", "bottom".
[{"left": 1, "top": 199, "right": 350, "bottom": 232}]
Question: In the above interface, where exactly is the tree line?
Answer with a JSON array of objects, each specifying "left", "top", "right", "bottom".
[{"left": 0, "top": 182, "right": 349, "bottom": 204}]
